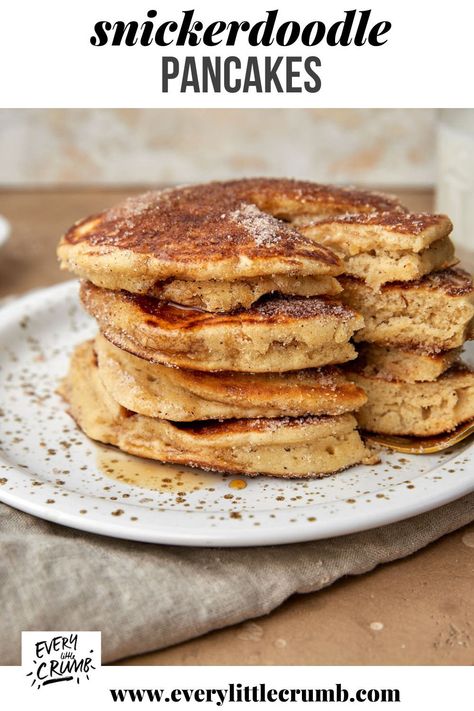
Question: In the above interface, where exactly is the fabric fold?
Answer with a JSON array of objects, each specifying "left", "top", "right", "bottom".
[{"left": 1, "top": 494, "right": 473, "bottom": 665}]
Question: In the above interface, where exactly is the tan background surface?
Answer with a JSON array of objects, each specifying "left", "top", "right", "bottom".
[
  {"left": 0, "top": 109, "right": 436, "bottom": 186},
  {"left": 0, "top": 185, "right": 473, "bottom": 665}
]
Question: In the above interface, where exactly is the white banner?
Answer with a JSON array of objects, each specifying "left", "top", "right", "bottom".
[
  {"left": 1, "top": 654, "right": 473, "bottom": 710},
  {"left": 0, "top": 0, "right": 472, "bottom": 108}
]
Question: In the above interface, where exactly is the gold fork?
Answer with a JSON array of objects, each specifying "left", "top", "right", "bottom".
[{"left": 363, "top": 419, "right": 474, "bottom": 454}]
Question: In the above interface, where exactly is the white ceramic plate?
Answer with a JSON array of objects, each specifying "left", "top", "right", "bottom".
[{"left": 0, "top": 281, "right": 473, "bottom": 547}]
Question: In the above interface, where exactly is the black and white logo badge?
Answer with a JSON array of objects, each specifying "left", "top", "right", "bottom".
[{"left": 22, "top": 631, "right": 101, "bottom": 689}]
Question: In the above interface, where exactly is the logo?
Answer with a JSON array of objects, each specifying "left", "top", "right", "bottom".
[{"left": 22, "top": 631, "right": 101, "bottom": 690}]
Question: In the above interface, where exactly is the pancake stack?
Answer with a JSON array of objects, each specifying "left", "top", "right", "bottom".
[
  {"left": 58, "top": 179, "right": 387, "bottom": 478},
  {"left": 297, "top": 206, "right": 474, "bottom": 437}
]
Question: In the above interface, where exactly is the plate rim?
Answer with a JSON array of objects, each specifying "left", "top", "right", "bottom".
[{"left": 0, "top": 467, "right": 473, "bottom": 547}]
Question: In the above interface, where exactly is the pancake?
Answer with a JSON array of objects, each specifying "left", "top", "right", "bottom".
[
  {"left": 58, "top": 179, "right": 402, "bottom": 311},
  {"left": 147, "top": 273, "right": 342, "bottom": 312},
  {"left": 333, "top": 235, "right": 456, "bottom": 291},
  {"left": 95, "top": 334, "right": 367, "bottom": 420},
  {"left": 355, "top": 344, "right": 462, "bottom": 383},
  {"left": 296, "top": 213, "right": 456, "bottom": 290},
  {"left": 295, "top": 211, "right": 451, "bottom": 254},
  {"left": 61, "top": 341, "right": 375, "bottom": 478},
  {"left": 339, "top": 268, "right": 474, "bottom": 352},
  {"left": 347, "top": 362, "right": 474, "bottom": 436},
  {"left": 81, "top": 281, "right": 364, "bottom": 372}
]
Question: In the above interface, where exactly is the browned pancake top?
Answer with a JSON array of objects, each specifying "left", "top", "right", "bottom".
[
  {"left": 305, "top": 211, "right": 451, "bottom": 235},
  {"left": 224, "top": 178, "right": 401, "bottom": 215},
  {"left": 389, "top": 267, "right": 473, "bottom": 295},
  {"left": 114, "top": 289, "right": 359, "bottom": 330},
  {"left": 63, "top": 179, "right": 402, "bottom": 267},
  {"left": 416, "top": 267, "right": 474, "bottom": 295}
]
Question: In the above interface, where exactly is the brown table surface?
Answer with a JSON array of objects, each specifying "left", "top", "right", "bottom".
[{"left": 0, "top": 186, "right": 473, "bottom": 666}]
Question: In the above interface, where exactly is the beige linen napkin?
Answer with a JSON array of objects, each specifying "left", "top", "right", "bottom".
[{"left": 0, "top": 493, "right": 473, "bottom": 665}]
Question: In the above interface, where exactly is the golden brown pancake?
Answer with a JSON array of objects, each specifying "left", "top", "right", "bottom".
[
  {"left": 95, "top": 334, "right": 367, "bottom": 420},
  {"left": 339, "top": 268, "right": 474, "bottom": 352},
  {"left": 81, "top": 281, "right": 364, "bottom": 372},
  {"left": 355, "top": 343, "right": 462, "bottom": 383},
  {"left": 296, "top": 211, "right": 451, "bottom": 253},
  {"left": 61, "top": 340, "right": 376, "bottom": 478},
  {"left": 297, "top": 212, "right": 456, "bottom": 289},
  {"left": 57, "top": 179, "right": 402, "bottom": 310},
  {"left": 347, "top": 362, "right": 474, "bottom": 436}
]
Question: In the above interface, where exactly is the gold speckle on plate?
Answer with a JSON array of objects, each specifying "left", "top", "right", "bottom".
[{"left": 229, "top": 479, "right": 247, "bottom": 490}]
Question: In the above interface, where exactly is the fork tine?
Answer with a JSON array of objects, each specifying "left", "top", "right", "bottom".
[{"left": 363, "top": 419, "right": 474, "bottom": 454}]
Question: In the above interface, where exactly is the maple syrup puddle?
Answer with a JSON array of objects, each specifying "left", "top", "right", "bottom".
[{"left": 96, "top": 447, "right": 219, "bottom": 493}]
